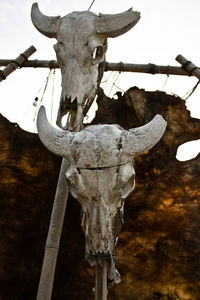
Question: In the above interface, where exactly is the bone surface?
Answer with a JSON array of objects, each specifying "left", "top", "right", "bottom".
[
  {"left": 31, "top": 3, "right": 140, "bottom": 130},
  {"left": 37, "top": 105, "right": 167, "bottom": 283}
]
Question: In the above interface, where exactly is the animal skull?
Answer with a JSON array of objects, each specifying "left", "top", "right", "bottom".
[
  {"left": 31, "top": 3, "right": 140, "bottom": 130},
  {"left": 37, "top": 106, "right": 167, "bottom": 283}
]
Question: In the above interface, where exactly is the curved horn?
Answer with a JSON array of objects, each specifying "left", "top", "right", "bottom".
[
  {"left": 31, "top": 3, "right": 60, "bottom": 38},
  {"left": 124, "top": 115, "right": 167, "bottom": 156},
  {"left": 37, "top": 106, "right": 73, "bottom": 157},
  {"left": 96, "top": 8, "right": 140, "bottom": 38}
]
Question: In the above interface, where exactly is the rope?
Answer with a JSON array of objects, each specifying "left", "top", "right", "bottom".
[
  {"left": 183, "top": 79, "right": 200, "bottom": 100},
  {"left": 161, "top": 74, "right": 169, "bottom": 91},
  {"left": 108, "top": 72, "right": 121, "bottom": 97}
]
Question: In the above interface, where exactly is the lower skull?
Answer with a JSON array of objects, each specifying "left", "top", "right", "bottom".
[{"left": 66, "top": 162, "right": 135, "bottom": 284}]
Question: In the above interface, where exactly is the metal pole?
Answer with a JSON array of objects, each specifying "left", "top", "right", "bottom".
[{"left": 95, "top": 259, "right": 108, "bottom": 300}]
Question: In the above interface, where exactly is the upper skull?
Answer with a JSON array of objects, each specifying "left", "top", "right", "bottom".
[{"left": 31, "top": 3, "right": 140, "bottom": 130}]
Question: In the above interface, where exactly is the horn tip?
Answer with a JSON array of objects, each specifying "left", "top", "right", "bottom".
[
  {"left": 31, "top": 2, "right": 38, "bottom": 10},
  {"left": 154, "top": 114, "right": 167, "bottom": 128},
  {"left": 37, "top": 105, "right": 46, "bottom": 123}
]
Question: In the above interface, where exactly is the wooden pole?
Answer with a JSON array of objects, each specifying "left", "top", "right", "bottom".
[
  {"left": 0, "top": 59, "right": 195, "bottom": 76},
  {"left": 95, "top": 260, "right": 108, "bottom": 300},
  {"left": 36, "top": 121, "right": 80, "bottom": 299},
  {"left": 105, "top": 62, "right": 190, "bottom": 76},
  {"left": 176, "top": 54, "right": 200, "bottom": 80},
  {"left": 36, "top": 159, "right": 69, "bottom": 300},
  {"left": 0, "top": 46, "right": 36, "bottom": 82}
]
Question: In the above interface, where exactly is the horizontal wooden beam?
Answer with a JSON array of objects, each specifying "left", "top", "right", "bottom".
[
  {"left": 0, "top": 59, "right": 195, "bottom": 77},
  {"left": 0, "top": 46, "right": 36, "bottom": 82},
  {"left": 176, "top": 55, "right": 200, "bottom": 80}
]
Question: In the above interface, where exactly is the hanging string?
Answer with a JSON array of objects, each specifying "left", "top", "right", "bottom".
[
  {"left": 51, "top": 69, "right": 56, "bottom": 122},
  {"left": 20, "top": 101, "right": 33, "bottom": 124},
  {"left": 33, "top": 69, "right": 52, "bottom": 122},
  {"left": 161, "top": 74, "right": 169, "bottom": 91},
  {"left": 19, "top": 71, "right": 51, "bottom": 124},
  {"left": 108, "top": 72, "right": 121, "bottom": 97},
  {"left": 101, "top": 71, "right": 114, "bottom": 85},
  {"left": 182, "top": 79, "right": 200, "bottom": 100}
]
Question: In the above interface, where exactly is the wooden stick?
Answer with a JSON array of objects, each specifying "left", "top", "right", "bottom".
[
  {"left": 176, "top": 54, "right": 200, "bottom": 80},
  {"left": 36, "top": 120, "right": 81, "bottom": 299},
  {"left": 36, "top": 159, "right": 69, "bottom": 300},
  {"left": 105, "top": 62, "right": 190, "bottom": 76},
  {"left": 95, "top": 261, "right": 108, "bottom": 300},
  {"left": 0, "top": 46, "right": 36, "bottom": 82},
  {"left": 0, "top": 59, "right": 59, "bottom": 69},
  {"left": 0, "top": 59, "right": 194, "bottom": 76}
]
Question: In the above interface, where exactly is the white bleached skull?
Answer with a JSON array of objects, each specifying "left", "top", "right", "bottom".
[
  {"left": 31, "top": 3, "right": 140, "bottom": 130},
  {"left": 37, "top": 106, "right": 167, "bottom": 284}
]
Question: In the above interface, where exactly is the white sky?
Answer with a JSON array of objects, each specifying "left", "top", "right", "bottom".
[{"left": 0, "top": 0, "right": 200, "bottom": 160}]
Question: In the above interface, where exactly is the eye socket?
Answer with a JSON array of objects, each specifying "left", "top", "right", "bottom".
[
  {"left": 92, "top": 48, "right": 98, "bottom": 59},
  {"left": 92, "top": 46, "right": 104, "bottom": 64}
]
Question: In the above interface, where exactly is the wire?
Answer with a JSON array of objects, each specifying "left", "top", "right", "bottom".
[{"left": 88, "top": 0, "right": 95, "bottom": 11}]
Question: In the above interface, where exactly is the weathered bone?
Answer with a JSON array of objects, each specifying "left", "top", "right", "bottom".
[
  {"left": 37, "top": 105, "right": 167, "bottom": 284},
  {"left": 37, "top": 106, "right": 167, "bottom": 166},
  {"left": 31, "top": 3, "right": 60, "bottom": 38},
  {"left": 31, "top": 3, "right": 140, "bottom": 130},
  {"left": 96, "top": 9, "right": 140, "bottom": 37}
]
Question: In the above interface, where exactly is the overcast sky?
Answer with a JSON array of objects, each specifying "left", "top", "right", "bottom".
[{"left": 0, "top": 0, "right": 200, "bottom": 159}]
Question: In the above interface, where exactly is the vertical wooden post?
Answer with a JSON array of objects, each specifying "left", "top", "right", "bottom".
[
  {"left": 36, "top": 123, "right": 81, "bottom": 299},
  {"left": 95, "top": 260, "right": 108, "bottom": 300},
  {"left": 36, "top": 159, "right": 69, "bottom": 300}
]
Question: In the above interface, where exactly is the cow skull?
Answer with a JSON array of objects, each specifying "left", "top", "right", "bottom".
[
  {"left": 37, "top": 106, "right": 167, "bottom": 284},
  {"left": 31, "top": 3, "right": 140, "bottom": 130}
]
